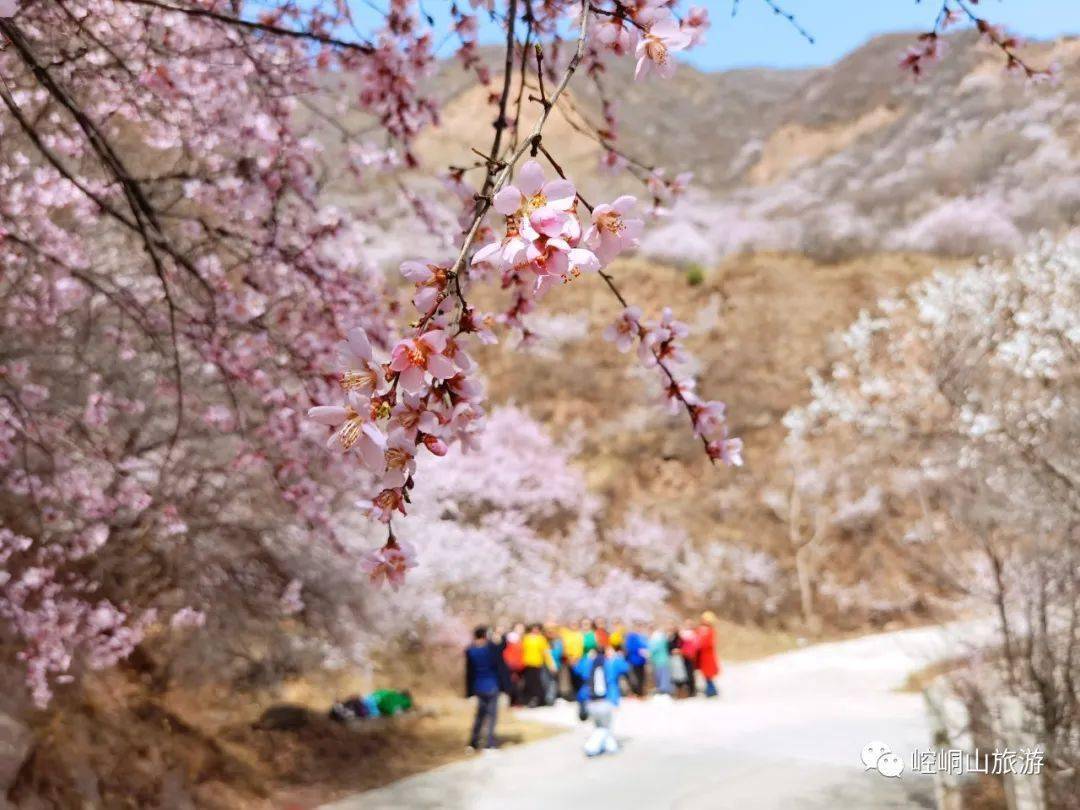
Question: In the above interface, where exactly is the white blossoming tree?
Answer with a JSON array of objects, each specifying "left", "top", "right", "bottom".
[{"left": 787, "top": 236, "right": 1080, "bottom": 799}]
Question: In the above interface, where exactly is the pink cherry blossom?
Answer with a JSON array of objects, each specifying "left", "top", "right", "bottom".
[
  {"left": 389, "top": 329, "right": 458, "bottom": 393},
  {"left": 422, "top": 434, "right": 448, "bottom": 456},
  {"left": 647, "top": 168, "right": 694, "bottom": 203},
  {"left": 635, "top": 13, "right": 692, "bottom": 80},
  {"left": 367, "top": 487, "right": 408, "bottom": 523},
  {"left": 585, "top": 196, "right": 644, "bottom": 264},
  {"left": 308, "top": 392, "right": 387, "bottom": 472},
  {"left": 382, "top": 430, "right": 418, "bottom": 487},
  {"left": 391, "top": 392, "right": 443, "bottom": 440},
  {"left": 604, "top": 306, "right": 643, "bottom": 353},
  {"left": 338, "top": 327, "right": 388, "bottom": 396},
  {"left": 472, "top": 229, "right": 530, "bottom": 269},
  {"left": 401, "top": 260, "right": 449, "bottom": 314},
  {"left": 692, "top": 400, "right": 727, "bottom": 438},
  {"left": 683, "top": 6, "right": 710, "bottom": 47},
  {"left": 361, "top": 539, "right": 419, "bottom": 590},
  {"left": 529, "top": 238, "right": 601, "bottom": 294},
  {"left": 594, "top": 14, "right": 639, "bottom": 56},
  {"left": 491, "top": 159, "right": 578, "bottom": 243},
  {"left": 664, "top": 377, "right": 698, "bottom": 413}
]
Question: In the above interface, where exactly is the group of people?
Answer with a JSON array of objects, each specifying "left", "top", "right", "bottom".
[{"left": 465, "top": 611, "right": 722, "bottom": 755}]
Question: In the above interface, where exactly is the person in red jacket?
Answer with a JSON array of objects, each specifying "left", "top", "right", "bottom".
[
  {"left": 696, "top": 611, "right": 721, "bottom": 698},
  {"left": 677, "top": 619, "right": 699, "bottom": 697},
  {"left": 502, "top": 623, "right": 526, "bottom": 706},
  {"left": 593, "top": 617, "right": 610, "bottom": 650}
]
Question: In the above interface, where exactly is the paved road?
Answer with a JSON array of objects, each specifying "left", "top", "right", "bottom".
[{"left": 324, "top": 622, "right": 989, "bottom": 810}]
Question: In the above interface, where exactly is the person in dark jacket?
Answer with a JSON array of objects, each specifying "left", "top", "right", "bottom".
[{"left": 465, "top": 625, "right": 510, "bottom": 750}]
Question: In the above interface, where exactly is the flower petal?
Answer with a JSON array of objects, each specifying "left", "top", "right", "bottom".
[
  {"left": 529, "top": 206, "right": 568, "bottom": 238},
  {"left": 308, "top": 405, "right": 348, "bottom": 425},
  {"left": 426, "top": 353, "right": 457, "bottom": 380},
  {"left": 517, "top": 160, "right": 545, "bottom": 195},
  {"left": 420, "top": 329, "right": 447, "bottom": 353},
  {"left": 399, "top": 261, "right": 431, "bottom": 283},
  {"left": 568, "top": 248, "right": 600, "bottom": 272},
  {"left": 399, "top": 365, "right": 426, "bottom": 393},
  {"left": 472, "top": 241, "right": 501, "bottom": 265},
  {"left": 493, "top": 186, "right": 522, "bottom": 216},
  {"left": 357, "top": 435, "right": 387, "bottom": 473},
  {"left": 542, "top": 179, "right": 576, "bottom": 209},
  {"left": 344, "top": 327, "right": 373, "bottom": 362},
  {"left": 413, "top": 286, "right": 439, "bottom": 314},
  {"left": 635, "top": 56, "right": 651, "bottom": 81}
]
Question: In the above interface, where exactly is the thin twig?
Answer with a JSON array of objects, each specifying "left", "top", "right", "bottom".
[{"left": 116, "top": 0, "right": 375, "bottom": 53}]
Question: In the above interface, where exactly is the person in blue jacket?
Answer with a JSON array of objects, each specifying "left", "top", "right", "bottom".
[
  {"left": 574, "top": 644, "right": 630, "bottom": 756},
  {"left": 545, "top": 626, "right": 564, "bottom": 705},
  {"left": 465, "top": 625, "right": 510, "bottom": 750},
  {"left": 623, "top": 629, "right": 649, "bottom": 697}
]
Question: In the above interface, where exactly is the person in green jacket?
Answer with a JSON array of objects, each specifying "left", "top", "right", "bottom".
[
  {"left": 648, "top": 625, "right": 672, "bottom": 695},
  {"left": 582, "top": 618, "right": 598, "bottom": 655},
  {"left": 369, "top": 688, "right": 413, "bottom": 716}
]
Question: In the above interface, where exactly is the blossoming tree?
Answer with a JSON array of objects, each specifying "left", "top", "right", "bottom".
[{"left": 786, "top": 237, "right": 1079, "bottom": 798}]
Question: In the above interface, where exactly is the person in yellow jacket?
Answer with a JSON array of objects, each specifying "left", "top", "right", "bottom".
[
  {"left": 562, "top": 622, "right": 585, "bottom": 662},
  {"left": 560, "top": 620, "right": 586, "bottom": 698},
  {"left": 521, "top": 624, "right": 551, "bottom": 707},
  {"left": 608, "top": 622, "right": 625, "bottom": 650}
]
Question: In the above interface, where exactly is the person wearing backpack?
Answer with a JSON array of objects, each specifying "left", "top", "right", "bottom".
[{"left": 573, "top": 644, "right": 630, "bottom": 757}]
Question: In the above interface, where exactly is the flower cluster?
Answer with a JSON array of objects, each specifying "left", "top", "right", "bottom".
[
  {"left": 471, "top": 160, "right": 644, "bottom": 330},
  {"left": 1, "top": 528, "right": 155, "bottom": 708},
  {"left": 308, "top": 244, "right": 508, "bottom": 572},
  {"left": 589, "top": 5, "right": 703, "bottom": 81},
  {"left": 900, "top": 3, "right": 1054, "bottom": 81},
  {"left": 899, "top": 32, "right": 946, "bottom": 77},
  {"left": 604, "top": 305, "right": 742, "bottom": 466},
  {"left": 308, "top": 314, "right": 485, "bottom": 521},
  {"left": 473, "top": 159, "right": 599, "bottom": 295}
]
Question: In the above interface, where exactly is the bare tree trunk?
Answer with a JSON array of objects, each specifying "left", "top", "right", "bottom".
[
  {"left": 789, "top": 480, "right": 827, "bottom": 634},
  {"left": 794, "top": 544, "right": 821, "bottom": 634}
]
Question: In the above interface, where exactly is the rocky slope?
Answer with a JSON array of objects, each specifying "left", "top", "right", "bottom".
[{"left": 411, "top": 31, "right": 1080, "bottom": 266}]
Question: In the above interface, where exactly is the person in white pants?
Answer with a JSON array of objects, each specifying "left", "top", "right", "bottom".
[
  {"left": 583, "top": 700, "right": 619, "bottom": 756},
  {"left": 574, "top": 645, "right": 629, "bottom": 758}
]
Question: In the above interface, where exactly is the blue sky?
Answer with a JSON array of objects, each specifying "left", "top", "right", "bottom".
[
  {"left": 349, "top": 0, "right": 1080, "bottom": 72},
  {"left": 692, "top": 0, "right": 1080, "bottom": 71}
]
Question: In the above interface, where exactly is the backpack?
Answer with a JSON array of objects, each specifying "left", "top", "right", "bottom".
[{"left": 591, "top": 658, "right": 607, "bottom": 698}]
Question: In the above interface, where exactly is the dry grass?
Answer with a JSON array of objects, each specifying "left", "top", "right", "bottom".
[
  {"left": 713, "top": 619, "right": 800, "bottom": 662},
  {"left": 12, "top": 660, "right": 560, "bottom": 810},
  {"left": 897, "top": 655, "right": 970, "bottom": 694},
  {"left": 250, "top": 697, "right": 561, "bottom": 809}
]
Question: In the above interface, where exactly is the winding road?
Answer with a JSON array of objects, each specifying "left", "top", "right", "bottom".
[{"left": 324, "top": 622, "right": 990, "bottom": 810}]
